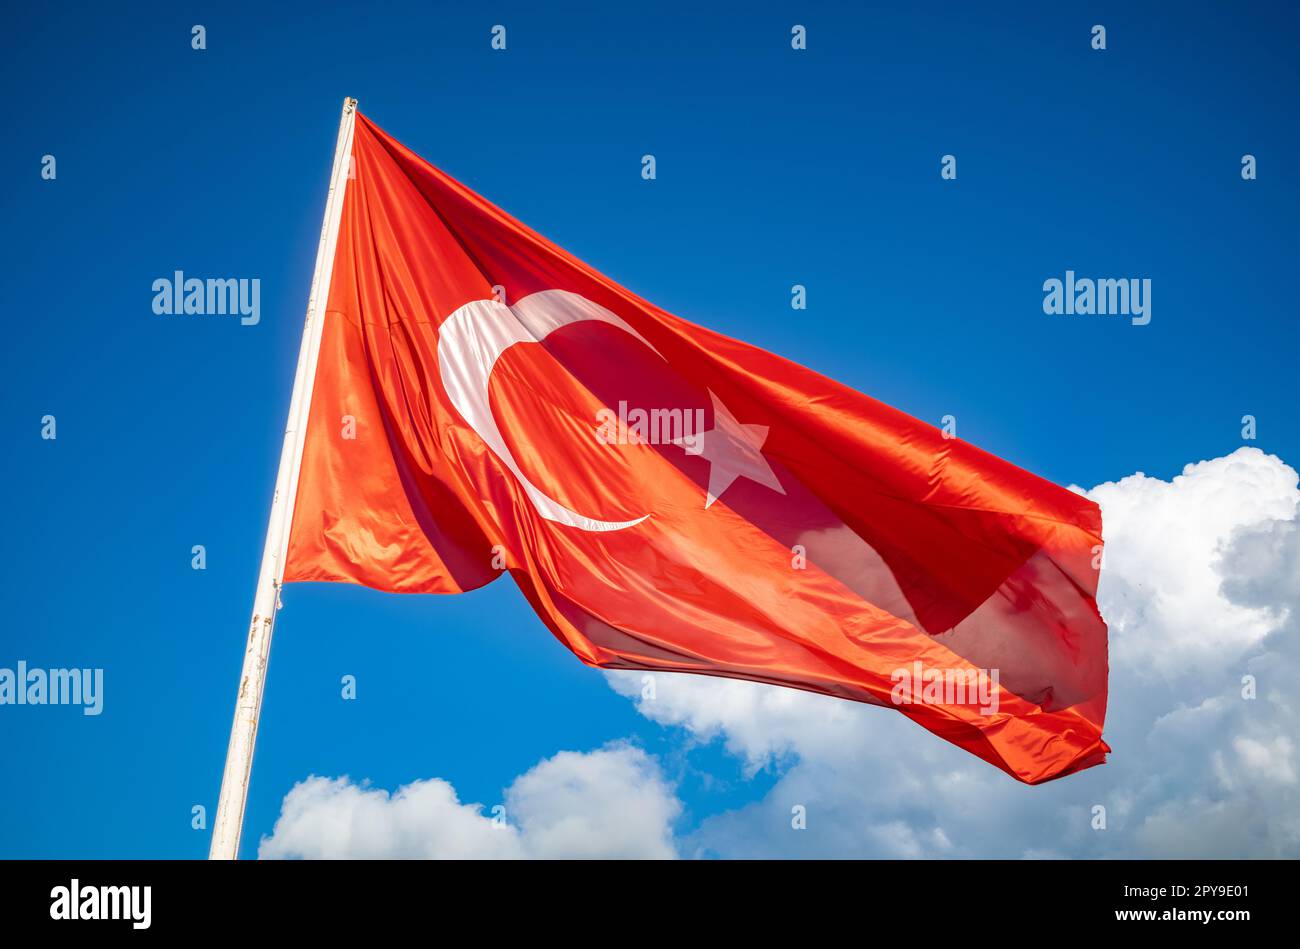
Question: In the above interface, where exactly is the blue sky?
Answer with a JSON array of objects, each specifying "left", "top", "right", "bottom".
[{"left": 2, "top": 2, "right": 1298, "bottom": 858}]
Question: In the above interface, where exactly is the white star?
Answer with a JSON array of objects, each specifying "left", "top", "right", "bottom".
[{"left": 674, "top": 390, "right": 786, "bottom": 509}]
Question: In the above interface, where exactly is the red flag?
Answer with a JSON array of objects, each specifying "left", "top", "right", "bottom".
[{"left": 284, "top": 113, "right": 1109, "bottom": 784}]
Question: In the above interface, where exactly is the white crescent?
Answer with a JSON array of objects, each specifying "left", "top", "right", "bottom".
[{"left": 437, "top": 289, "right": 661, "bottom": 532}]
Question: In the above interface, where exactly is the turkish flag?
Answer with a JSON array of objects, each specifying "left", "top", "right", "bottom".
[{"left": 284, "top": 113, "right": 1109, "bottom": 784}]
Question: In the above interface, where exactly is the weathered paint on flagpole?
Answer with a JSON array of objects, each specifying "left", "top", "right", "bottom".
[{"left": 209, "top": 97, "right": 358, "bottom": 860}]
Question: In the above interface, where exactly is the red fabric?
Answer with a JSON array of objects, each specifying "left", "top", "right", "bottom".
[{"left": 285, "top": 113, "right": 1109, "bottom": 784}]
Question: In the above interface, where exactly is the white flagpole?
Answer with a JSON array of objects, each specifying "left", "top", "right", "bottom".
[{"left": 209, "top": 97, "right": 358, "bottom": 860}]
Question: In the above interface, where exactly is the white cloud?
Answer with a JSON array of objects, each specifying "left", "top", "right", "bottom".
[
  {"left": 258, "top": 773, "right": 524, "bottom": 860},
  {"left": 258, "top": 742, "right": 680, "bottom": 859},
  {"left": 504, "top": 746, "right": 680, "bottom": 858},
  {"left": 605, "top": 671, "right": 865, "bottom": 774},
  {"left": 1081, "top": 448, "right": 1297, "bottom": 678},
  {"left": 608, "top": 447, "right": 1300, "bottom": 858}
]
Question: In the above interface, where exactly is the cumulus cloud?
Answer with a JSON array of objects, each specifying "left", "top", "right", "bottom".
[
  {"left": 608, "top": 447, "right": 1300, "bottom": 858},
  {"left": 258, "top": 742, "right": 680, "bottom": 859},
  {"left": 258, "top": 772, "right": 522, "bottom": 860},
  {"left": 503, "top": 745, "right": 681, "bottom": 858},
  {"left": 1083, "top": 449, "right": 1296, "bottom": 678}
]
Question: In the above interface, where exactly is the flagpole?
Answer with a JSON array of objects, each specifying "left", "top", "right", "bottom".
[{"left": 209, "top": 97, "right": 358, "bottom": 860}]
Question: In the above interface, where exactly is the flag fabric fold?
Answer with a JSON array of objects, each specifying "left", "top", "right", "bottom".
[{"left": 284, "top": 112, "right": 1109, "bottom": 784}]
